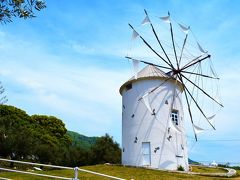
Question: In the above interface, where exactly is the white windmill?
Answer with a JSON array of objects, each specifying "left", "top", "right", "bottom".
[{"left": 120, "top": 10, "right": 222, "bottom": 171}]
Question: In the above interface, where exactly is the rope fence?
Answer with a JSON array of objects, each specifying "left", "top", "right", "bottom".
[{"left": 0, "top": 158, "right": 125, "bottom": 180}]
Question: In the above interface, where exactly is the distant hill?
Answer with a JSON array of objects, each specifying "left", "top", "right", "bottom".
[
  {"left": 188, "top": 158, "right": 200, "bottom": 165},
  {"left": 67, "top": 131, "right": 99, "bottom": 150}
]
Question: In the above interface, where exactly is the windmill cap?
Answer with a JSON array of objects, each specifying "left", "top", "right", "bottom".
[{"left": 119, "top": 65, "right": 183, "bottom": 95}]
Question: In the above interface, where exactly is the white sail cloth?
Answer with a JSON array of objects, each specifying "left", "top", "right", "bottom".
[
  {"left": 132, "top": 59, "right": 139, "bottom": 79},
  {"left": 208, "top": 114, "right": 216, "bottom": 127},
  {"left": 168, "top": 119, "right": 182, "bottom": 133},
  {"left": 141, "top": 15, "right": 150, "bottom": 25},
  {"left": 178, "top": 23, "right": 190, "bottom": 34},
  {"left": 160, "top": 15, "right": 170, "bottom": 23},
  {"left": 197, "top": 42, "right": 207, "bottom": 53},
  {"left": 193, "top": 123, "right": 204, "bottom": 134},
  {"left": 131, "top": 29, "right": 139, "bottom": 40}
]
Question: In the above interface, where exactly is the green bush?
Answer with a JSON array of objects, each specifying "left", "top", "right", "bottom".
[{"left": 177, "top": 165, "right": 185, "bottom": 171}]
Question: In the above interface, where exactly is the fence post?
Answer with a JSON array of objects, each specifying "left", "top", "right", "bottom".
[{"left": 73, "top": 167, "right": 79, "bottom": 180}]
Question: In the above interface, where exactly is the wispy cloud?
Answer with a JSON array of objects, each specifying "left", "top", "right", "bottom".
[{"left": 0, "top": 29, "right": 131, "bottom": 140}]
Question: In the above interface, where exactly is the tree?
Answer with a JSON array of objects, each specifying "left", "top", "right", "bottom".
[
  {"left": 31, "top": 115, "right": 71, "bottom": 145},
  {"left": 0, "top": 0, "right": 46, "bottom": 24},
  {"left": 30, "top": 115, "right": 72, "bottom": 164},
  {"left": 0, "top": 105, "right": 72, "bottom": 165},
  {"left": 0, "top": 105, "right": 34, "bottom": 159},
  {"left": 90, "top": 134, "right": 121, "bottom": 164},
  {"left": 0, "top": 105, "right": 122, "bottom": 167}
]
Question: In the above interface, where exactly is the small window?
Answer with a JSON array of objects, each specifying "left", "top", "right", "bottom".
[
  {"left": 171, "top": 110, "right": 179, "bottom": 126},
  {"left": 125, "top": 83, "right": 132, "bottom": 91}
]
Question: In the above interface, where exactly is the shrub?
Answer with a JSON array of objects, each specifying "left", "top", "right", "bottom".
[{"left": 177, "top": 165, "right": 185, "bottom": 171}]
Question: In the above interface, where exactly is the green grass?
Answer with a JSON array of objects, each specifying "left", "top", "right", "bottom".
[
  {"left": 191, "top": 166, "right": 228, "bottom": 173},
  {"left": 0, "top": 164, "right": 238, "bottom": 180}
]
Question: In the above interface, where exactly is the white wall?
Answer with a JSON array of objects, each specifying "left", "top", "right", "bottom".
[{"left": 121, "top": 78, "right": 189, "bottom": 171}]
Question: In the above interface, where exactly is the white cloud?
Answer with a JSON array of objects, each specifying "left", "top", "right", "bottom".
[
  {"left": 67, "top": 41, "right": 96, "bottom": 54},
  {"left": 0, "top": 30, "right": 132, "bottom": 141}
]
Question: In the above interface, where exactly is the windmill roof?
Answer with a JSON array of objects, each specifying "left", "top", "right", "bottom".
[
  {"left": 130, "top": 65, "right": 170, "bottom": 80},
  {"left": 119, "top": 65, "right": 183, "bottom": 95}
]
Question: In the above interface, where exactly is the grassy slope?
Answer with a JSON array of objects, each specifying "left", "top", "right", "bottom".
[{"left": 0, "top": 165, "right": 238, "bottom": 180}]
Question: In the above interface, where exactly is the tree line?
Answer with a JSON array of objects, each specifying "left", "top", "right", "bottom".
[{"left": 0, "top": 105, "right": 121, "bottom": 167}]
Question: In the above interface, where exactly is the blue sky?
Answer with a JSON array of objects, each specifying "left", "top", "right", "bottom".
[{"left": 0, "top": 0, "right": 240, "bottom": 165}]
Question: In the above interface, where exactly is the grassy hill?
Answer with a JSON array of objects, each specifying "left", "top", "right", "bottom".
[{"left": 67, "top": 131, "right": 99, "bottom": 150}]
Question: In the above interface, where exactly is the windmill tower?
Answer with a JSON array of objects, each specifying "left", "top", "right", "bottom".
[{"left": 120, "top": 65, "right": 188, "bottom": 170}]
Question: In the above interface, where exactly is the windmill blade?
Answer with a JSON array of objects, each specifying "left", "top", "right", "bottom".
[
  {"left": 125, "top": 56, "right": 172, "bottom": 71},
  {"left": 177, "top": 74, "right": 198, "bottom": 141},
  {"left": 149, "top": 77, "right": 173, "bottom": 93},
  {"left": 181, "top": 55, "right": 203, "bottom": 70},
  {"left": 168, "top": 78, "right": 182, "bottom": 134},
  {"left": 168, "top": 12, "right": 179, "bottom": 69},
  {"left": 179, "top": 33, "right": 188, "bottom": 67},
  {"left": 181, "top": 70, "right": 220, "bottom": 80},
  {"left": 181, "top": 54, "right": 211, "bottom": 71},
  {"left": 138, "top": 76, "right": 173, "bottom": 101},
  {"left": 169, "top": 118, "right": 182, "bottom": 133},
  {"left": 197, "top": 42, "right": 208, "bottom": 54},
  {"left": 180, "top": 76, "right": 216, "bottom": 130},
  {"left": 181, "top": 73, "right": 223, "bottom": 107},
  {"left": 210, "top": 66, "right": 218, "bottom": 78},
  {"left": 131, "top": 29, "right": 139, "bottom": 40},
  {"left": 178, "top": 23, "right": 190, "bottom": 34},
  {"left": 193, "top": 124, "right": 204, "bottom": 134},
  {"left": 208, "top": 115, "right": 216, "bottom": 127},
  {"left": 144, "top": 9, "right": 174, "bottom": 69},
  {"left": 208, "top": 114, "right": 216, "bottom": 120},
  {"left": 159, "top": 14, "right": 171, "bottom": 23},
  {"left": 132, "top": 59, "right": 139, "bottom": 79},
  {"left": 141, "top": 14, "right": 151, "bottom": 25},
  {"left": 128, "top": 23, "right": 173, "bottom": 68}
]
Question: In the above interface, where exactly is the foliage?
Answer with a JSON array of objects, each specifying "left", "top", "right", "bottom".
[
  {"left": 0, "top": 105, "right": 71, "bottom": 165},
  {"left": 232, "top": 166, "right": 240, "bottom": 170},
  {"left": 67, "top": 131, "right": 98, "bottom": 150},
  {"left": 0, "top": 0, "right": 46, "bottom": 24},
  {"left": 188, "top": 158, "right": 200, "bottom": 165},
  {"left": 218, "top": 163, "right": 230, "bottom": 168},
  {"left": 0, "top": 105, "right": 34, "bottom": 159},
  {"left": 177, "top": 165, "right": 185, "bottom": 171},
  {"left": 0, "top": 105, "right": 122, "bottom": 167},
  {"left": 89, "top": 133, "right": 121, "bottom": 164},
  {"left": 31, "top": 115, "right": 71, "bottom": 146}
]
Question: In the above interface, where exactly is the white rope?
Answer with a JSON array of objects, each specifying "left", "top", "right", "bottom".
[
  {"left": 0, "top": 158, "right": 72, "bottom": 170},
  {"left": 0, "top": 167, "right": 71, "bottom": 180},
  {"left": 77, "top": 168, "right": 126, "bottom": 180}
]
